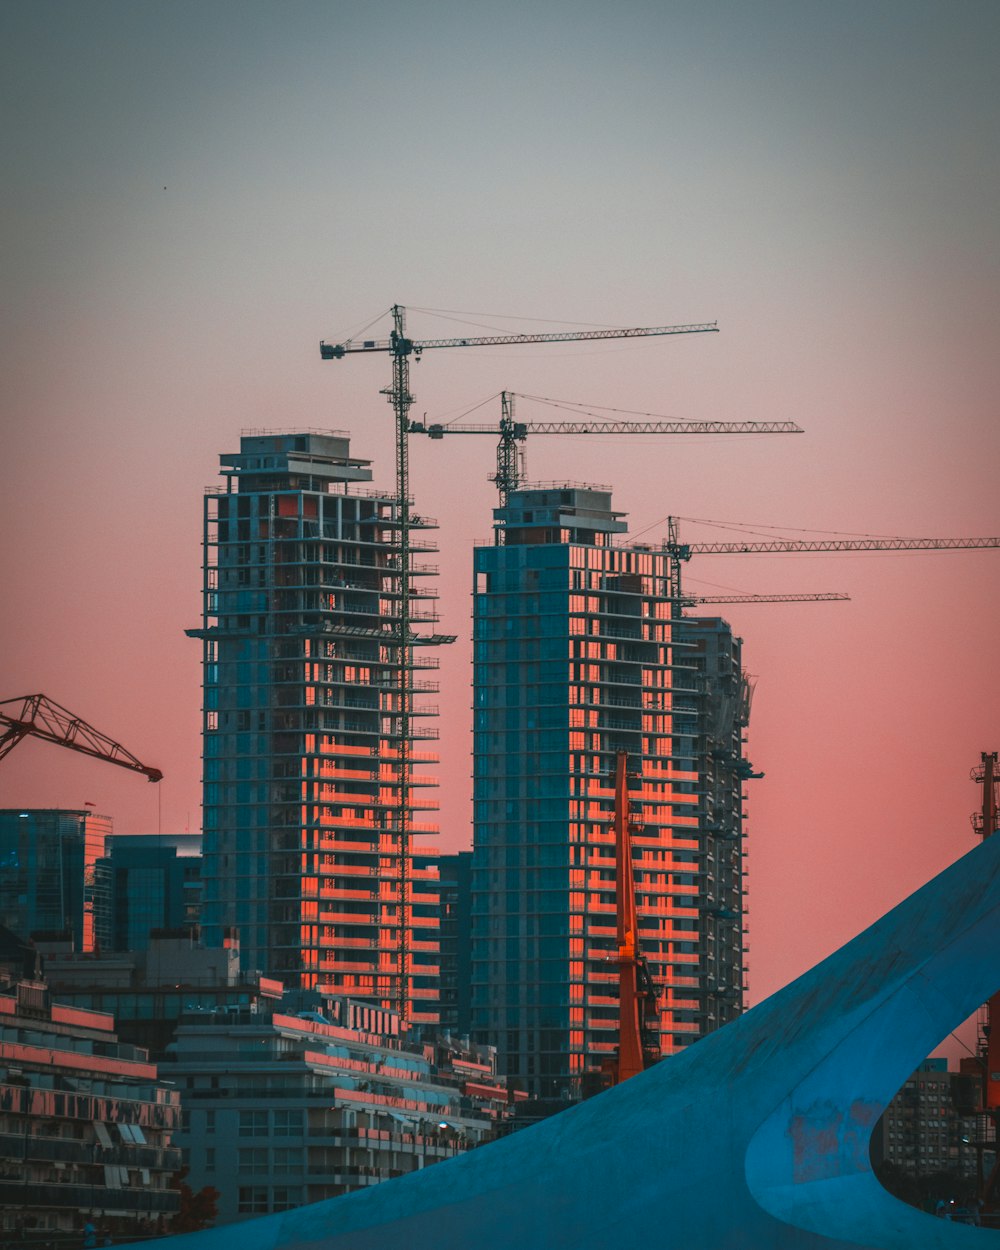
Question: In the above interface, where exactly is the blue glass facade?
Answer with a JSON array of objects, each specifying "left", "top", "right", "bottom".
[
  {"left": 0, "top": 809, "right": 109, "bottom": 951},
  {"left": 92, "top": 834, "right": 201, "bottom": 952}
]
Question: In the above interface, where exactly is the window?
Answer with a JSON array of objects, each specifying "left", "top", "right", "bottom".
[
  {"left": 271, "top": 1187, "right": 303, "bottom": 1212},
  {"left": 239, "top": 1110, "right": 268, "bottom": 1136},
  {"left": 273, "top": 1109, "right": 304, "bottom": 1136},
  {"left": 239, "top": 1147, "right": 268, "bottom": 1174},
  {"left": 238, "top": 1187, "right": 269, "bottom": 1214},
  {"left": 272, "top": 1147, "right": 300, "bottom": 1176}
]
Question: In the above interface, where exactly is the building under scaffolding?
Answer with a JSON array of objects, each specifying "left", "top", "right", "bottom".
[{"left": 189, "top": 432, "right": 443, "bottom": 1025}]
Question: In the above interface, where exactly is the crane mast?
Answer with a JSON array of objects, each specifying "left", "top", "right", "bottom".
[
  {"left": 321, "top": 306, "right": 717, "bottom": 1021},
  {"left": 495, "top": 390, "right": 523, "bottom": 508},
  {"left": 609, "top": 750, "right": 660, "bottom": 1086},
  {"left": 0, "top": 693, "right": 162, "bottom": 782},
  {"left": 384, "top": 305, "right": 417, "bottom": 1021}
]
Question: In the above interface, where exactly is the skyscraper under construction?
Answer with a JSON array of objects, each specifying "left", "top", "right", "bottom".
[
  {"left": 469, "top": 486, "right": 748, "bottom": 1096},
  {"left": 191, "top": 432, "right": 442, "bottom": 1025}
]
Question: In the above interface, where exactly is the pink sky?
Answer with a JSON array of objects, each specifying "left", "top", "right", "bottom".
[{"left": 2, "top": 1, "right": 998, "bottom": 1028}]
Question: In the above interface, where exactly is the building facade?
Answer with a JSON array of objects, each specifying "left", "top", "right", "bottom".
[
  {"left": 0, "top": 976, "right": 181, "bottom": 1242},
  {"left": 0, "top": 810, "right": 111, "bottom": 953},
  {"left": 163, "top": 994, "right": 522, "bottom": 1225},
  {"left": 872, "top": 1059, "right": 981, "bottom": 1194},
  {"left": 469, "top": 487, "right": 749, "bottom": 1097},
  {"left": 436, "top": 852, "right": 473, "bottom": 1038},
  {"left": 93, "top": 833, "right": 202, "bottom": 953},
  {"left": 190, "top": 432, "right": 442, "bottom": 1024},
  {"left": 679, "top": 616, "right": 750, "bottom": 1032},
  {"left": 43, "top": 932, "right": 278, "bottom": 1062}
]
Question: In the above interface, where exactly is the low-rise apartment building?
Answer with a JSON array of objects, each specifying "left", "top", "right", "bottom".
[{"left": 162, "top": 993, "right": 522, "bottom": 1225}]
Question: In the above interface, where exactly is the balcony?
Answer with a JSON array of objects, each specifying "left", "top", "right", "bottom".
[{"left": 0, "top": 1177, "right": 179, "bottom": 1214}]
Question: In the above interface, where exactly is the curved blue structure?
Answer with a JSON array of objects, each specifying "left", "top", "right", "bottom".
[{"left": 159, "top": 835, "right": 1000, "bottom": 1249}]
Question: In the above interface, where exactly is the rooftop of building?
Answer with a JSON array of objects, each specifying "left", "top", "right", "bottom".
[
  {"left": 219, "top": 430, "right": 373, "bottom": 489},
  {"left": 102, "top": 832, "right": 202, "bottom": 856},
  {"left": 491, "top": 483, "right": 629, "bottom": 543},
  {"left": 0, "top": 808, "right": 111, "bottom": 822}
]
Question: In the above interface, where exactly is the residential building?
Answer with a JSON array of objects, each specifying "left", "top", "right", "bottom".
[
  {"left": 0, "top": 973, "right": 181, "bottom": 1242},
  {"left": 0, "top": 809, "right": 111, "bottom": 953},
  {"left": 469, "top": 486, "right": 749, "bottom": 1097},
  {"left": 680, "top": 616, "right": 750, "bottom": 1030},
  {"left": 188, "top": 431, "right": 443, "bottom": 1024},
  {"left": 872, "top": 1059, "right": 980, "bottom": 1189},
  {"left": 93, "top": 833, "right": 202, "bottom": 953},
  {"left": 162, "top": 992, "right": 524, "bottom": 1225}
]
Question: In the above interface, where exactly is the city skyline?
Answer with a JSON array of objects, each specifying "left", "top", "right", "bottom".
[{"left": 2, "top": 0, "right": 998, "bottom": 1011}]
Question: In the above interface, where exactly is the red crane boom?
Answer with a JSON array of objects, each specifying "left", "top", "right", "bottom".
[{"left": 0, "top": 694, "right": 162, "bottom": 782}]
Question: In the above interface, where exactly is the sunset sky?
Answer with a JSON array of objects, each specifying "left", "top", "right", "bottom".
[{"left": 2, "top": 1, "right": 998, "bottom": 1015}]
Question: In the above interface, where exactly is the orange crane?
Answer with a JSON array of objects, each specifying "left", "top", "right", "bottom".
[
  {"left": 320, "top": 305, "right": 718, "bottom": 1020},
  {"left": 607, "top": 750, "right": 661, "bottom": 1086},
  {"left": 0, "top": 693, "right": 162, "bottom": 782},
  {"left": 410, "top": 390, "right": 803, "bottom": 509}
]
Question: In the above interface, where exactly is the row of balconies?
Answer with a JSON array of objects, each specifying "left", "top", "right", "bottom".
[
  {"left": 0, "top": 1177, "right": 179, "bottom": 1212},
  {"left": 0, "top": 1134, "right": 174, "bottom": 1173}
]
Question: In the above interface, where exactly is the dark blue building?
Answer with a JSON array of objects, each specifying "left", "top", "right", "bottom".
[{"left": 93, "top": 833, "right": 201, "bottom": 951}]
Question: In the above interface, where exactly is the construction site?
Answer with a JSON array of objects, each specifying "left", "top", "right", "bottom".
[{"left": 2, "top": 291, "right": 999, "bottom": 1246}]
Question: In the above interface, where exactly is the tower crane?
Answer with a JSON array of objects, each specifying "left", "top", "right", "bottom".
[
  {"left": 319, "top": 305, "right": 717, "bottom": 1020},
  {"left": 0, "top": 693, "right": 163, "bottom": 782},
  {"left": 665, "top": 516, "right": 1000, "bottom": 614},
  {"left": 410, "top": 390, "right": 803, "bottom": 510},
  {"left": 414, "top": 396, "right": 850, "bottom": 605}
]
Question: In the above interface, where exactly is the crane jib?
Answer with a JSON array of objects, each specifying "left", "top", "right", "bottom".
[
  {"left": 685, "top": 536, "right": 1000, "bottom": 555},
  {"left": 320, "top": 322, "right": 719, "bottom": 359}
]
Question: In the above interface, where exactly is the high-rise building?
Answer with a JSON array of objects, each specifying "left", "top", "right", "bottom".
[
  {"left": 469, "top": 486, "right": 748, "bottom": 1096},
  {"left": 679, "top": 615, "right": 750, "bottom": 1031},
  {"left": 0, "top": 809, "right": 110, "bottom": 952},
  {"left": 189, "top": 432, "right": 442, "bottom": 1024}
]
